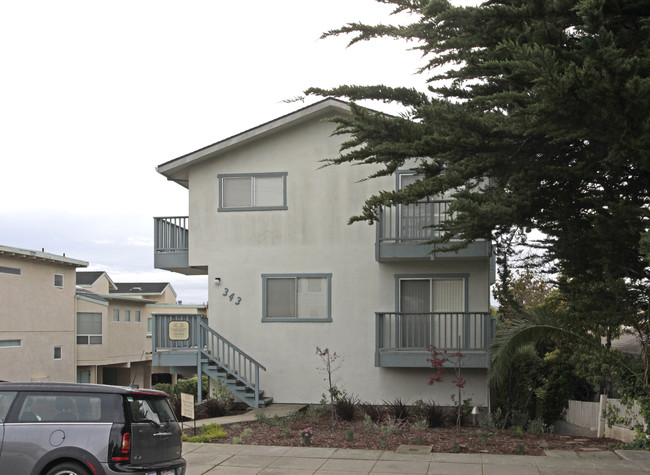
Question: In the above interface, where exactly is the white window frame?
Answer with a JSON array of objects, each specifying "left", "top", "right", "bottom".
[
  {"left": 54, "top": 274, "right": 64, "bottom": 288},
  {"left": 135, "top": 310, "right": 141, "bottom": 323},
  {"left": 112, "top": 309, "right": 120, "bottom": 322},
  {"left": 54, "top": 346, "right": 62, "bottom": 360},
  {"left": 124, "top": 310, "right": 131, "bottom": 323},
  {"left": 218, "top": 172, "right": 288, "bottom": 211},
  {"left": 262, "top": 273, "right": 332, "bottom": 322}
]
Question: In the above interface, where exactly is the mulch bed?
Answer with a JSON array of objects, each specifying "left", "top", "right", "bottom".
[{"left": 184, "top": 409, "right": 621, "bottom": 456}]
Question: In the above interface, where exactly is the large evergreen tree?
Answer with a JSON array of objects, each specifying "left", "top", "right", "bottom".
[{"left": 307, "top": 0, "right": 650, "bottom": 333}]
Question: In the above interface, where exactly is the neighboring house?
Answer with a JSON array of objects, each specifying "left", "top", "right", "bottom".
[
  {"left": 0, "top": 245, "right": 88, "bottom": 383},
  {"left": 153, "top": 98, "right": 495, "bottom": 408},
  {"left": 75, "top": 271, "right": 206, "bottom": 388},
  {"left": 0, "top": 244, "right": 204, "bottom": 388}
]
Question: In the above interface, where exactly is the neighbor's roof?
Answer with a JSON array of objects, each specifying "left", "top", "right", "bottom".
[
  {"left": 0, "top": 245, "right": 87, "bottom": 268},
  {"left": 76, "top": 271, "right": 117, "bottom": 290},
  {"left": 75, "top": 288, "right": 109, "bottom": 305},
  {"left": 110, "top": 282, "right": 175, "bottom": 297},
  {"left": 156, "top": 97, "right": 352, "bottom": 187}
]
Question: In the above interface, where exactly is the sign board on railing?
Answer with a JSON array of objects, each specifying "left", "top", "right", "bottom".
[
  {"left": 169, "top": 321, "right": 189, "bottom": 341},
  {"left": 180, "top": 392, "right": 194, "bottom": 419}
]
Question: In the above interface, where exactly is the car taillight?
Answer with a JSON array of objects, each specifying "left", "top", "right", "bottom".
[
  {"left": 110, "top": 430, "right": 131, "bottom": 462},
  {"left": 121, "top": 433, "right": 131, "bottom": 455}
]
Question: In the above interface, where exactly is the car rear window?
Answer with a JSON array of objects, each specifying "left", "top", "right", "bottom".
[
  {"left": 0, "top": 392, "right": 17, "bottom": 422},
  {"left": 15, "top": 392, "right": 124, "bottom": 423},
  {"left": 127, "top": 394, "right": 176, "bottom": 424}
]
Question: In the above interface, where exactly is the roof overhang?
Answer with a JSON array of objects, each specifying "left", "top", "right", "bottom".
[
  {"left": 156, "top": 98, "right": 352, "bottom": 187},
  {"left": 0, "top": 245, "right": 88, "bottom": 268}
]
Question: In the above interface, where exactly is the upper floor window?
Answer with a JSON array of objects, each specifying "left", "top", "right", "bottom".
[
  {"left": 77, "top": 312, "right": 102, "bottom": 344},
  {"left": 0, "top": 339, "right": 21, "bottom": 348},
  {"left": 218, "top": 173, "right": 287, "bottom": 211},
  {"left": 112, "top": 309, "right": 120, "bottom": 322},
  {"left": 53, "top": 346, "right": 62, "bottom": 360},
  {"left": 262, "top": 274, "right": 331, "bottom": 322},
  {"left": 135, "top": 310, "right": 141, "bottom": 323},
  {"left": 124, "top": 310, "right": 131, "bottom": 323},
  {"left": 54, "top": 274, "right": 64, "bottom": 288},
  {"left": 0, "top": 266, "right": 21, "bottom": 276}
]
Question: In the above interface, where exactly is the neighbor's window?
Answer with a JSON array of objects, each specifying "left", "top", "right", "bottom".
[
  {"left": 54, "top": 346, "right": 62, "bottom": 360},
  {"left": 262, "top": 274, "right": 331, "bottom": 322},
  {"left": 147, "top": 317, "right": 152, "bottom": 336},
  {"left": 0, "top": 266, "right": 21, "bottom": 276},
  {"left": 135, "top": 310, "right": 141, "bottom": 323},
  {"left": 0, "top": 339, "right": 21, "bottom": 348},
  {"left": 112, "top": 309, "right": 120, "bottom": 322},
  {"left": 219, "top": 173, "right": 287, "bottom": 211},
  {"left": 54, "top": 274, "right": 64, "bottom": 288},
  {"left": 77, "top": 312, "right": 102, "bottom": 345},
  {"left": 124, "top": 310, "right": 131, "bottom": 323}
]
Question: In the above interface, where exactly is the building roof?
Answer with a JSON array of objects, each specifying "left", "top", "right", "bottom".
[
  {"left": 110, "top": 282, "right": 174, "bottom": 296},
  {"left": 156, "top": 97, "right": 352, "bottom": 187},
  {"left": 75, "top": 288, "right": 109, "bottom": 305},
  {"left": 0, "top": 245, "right": 88, "bottom": 268},
  {"left": 76, "top": 271, "right": 117, "bottom": 290}
]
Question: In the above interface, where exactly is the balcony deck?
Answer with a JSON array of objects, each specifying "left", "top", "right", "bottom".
[
  {"left": 375, "top": 312, "right": 495, "bottom": 368},
  {"left": 376, "top": 202, "right": 491, "bottom": 261},
  {"left": 154, "top": 216, "right": 207, "bottom": 275}
]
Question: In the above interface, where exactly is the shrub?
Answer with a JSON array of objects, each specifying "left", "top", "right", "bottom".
[
  {"left": 173, "top": 376, "right": 209, "bottom": 400},
  {"left": 195, "top": 398, "right": 230, "bottom": 419},
  {"left": 509, "top": 410, "right": 530, "bottom": 430},
  {"left": 335, "top": 393, "right": 358, "bottom": 421},
  {"left": 168, "top": 397, "right": 182, "bottom": 420},
  {"left": 411, "top": 419, "right": 428, "bottom": 432},
  {"left": 360, "top": 402, "right": 384, "bottom": 423},
  {"left": 154, "top": 383, "right": 173, "bottom": 397},
  {"left": 383, "top": 398, "right": 410, "bottom": 421},
  {"left": 415, "top": 399, "right": 446, "bottom": 428},
  {"left": 527, "top": 417, "right": 552, "bottom": 435},
  {"left": 182, "top": 423, "right": 227, "bottom": 442}
]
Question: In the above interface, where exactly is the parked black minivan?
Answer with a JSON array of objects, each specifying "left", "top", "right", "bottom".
[{"left": 0, "top": 382, "right": 186, "bottom": 475}]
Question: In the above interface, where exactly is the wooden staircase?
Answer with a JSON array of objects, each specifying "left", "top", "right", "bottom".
[
  {"left": 152, "top": 314, "right": 271, "bottom": 408},
  {"left": 201, "top": 359, "right": 273, "bottom": 408}
]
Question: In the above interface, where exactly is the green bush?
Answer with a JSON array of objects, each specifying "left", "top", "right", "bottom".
[{"left": 182, "top": 423, "right": 227, "bottom": 442}]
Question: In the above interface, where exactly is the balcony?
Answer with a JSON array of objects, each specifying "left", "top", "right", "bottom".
[
  {"left": 376, "top": 201, "right": 491, "bottom": 261},
  {"left": 153, "top": 217, "right": 207, "bottom": 275},
  {"left": 375, "top": 312, "right": 495, "bottom": 368}
]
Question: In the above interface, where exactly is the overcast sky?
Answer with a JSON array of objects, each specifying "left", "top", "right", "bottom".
[{"left": 0, "top": 1, "right": 432, "bottom": 304}]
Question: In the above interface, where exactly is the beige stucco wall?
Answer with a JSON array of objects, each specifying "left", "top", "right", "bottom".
[
  {"left": 0, "top": 255, "right": 79, "bottom": 382},
  {"left": 185, "top": 114, "right": 492, "bottom": 405}
]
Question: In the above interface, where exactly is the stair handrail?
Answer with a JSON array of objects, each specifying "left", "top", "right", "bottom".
[{"left": 198, "top": 319, "right": 266, "bottom": 407}]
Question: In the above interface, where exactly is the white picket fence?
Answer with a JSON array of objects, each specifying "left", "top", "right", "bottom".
[{"left": 563, "top": 395, "right": 646, "bottom": 442}]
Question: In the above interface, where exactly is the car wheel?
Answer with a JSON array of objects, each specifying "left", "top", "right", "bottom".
[{"left": 45, "top": 461, "right": 91, "bottom": 475}]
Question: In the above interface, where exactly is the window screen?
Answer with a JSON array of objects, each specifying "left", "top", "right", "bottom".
[{"left": 220, "top": 173, "right": 286, "bottom": 210}]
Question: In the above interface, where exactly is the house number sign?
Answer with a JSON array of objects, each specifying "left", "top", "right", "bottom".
[{"left": 222, "top": 288, "right": 242, "bottom": 305}]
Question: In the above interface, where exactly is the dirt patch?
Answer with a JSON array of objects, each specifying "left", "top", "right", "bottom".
[{"left": 185, "top": 409, "right": 621, "bottom": 456}]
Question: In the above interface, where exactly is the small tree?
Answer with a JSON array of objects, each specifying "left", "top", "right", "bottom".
[
  {"left": 315, "top": 346, "right": 344, "bottom": 426},
  {"left": 427, "top": 344, "right": 466, "bottom": 429}
]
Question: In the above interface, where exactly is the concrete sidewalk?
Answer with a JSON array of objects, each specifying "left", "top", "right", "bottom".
[{"left": 183, "top": 443, "right": 650, "bottom": 474}]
